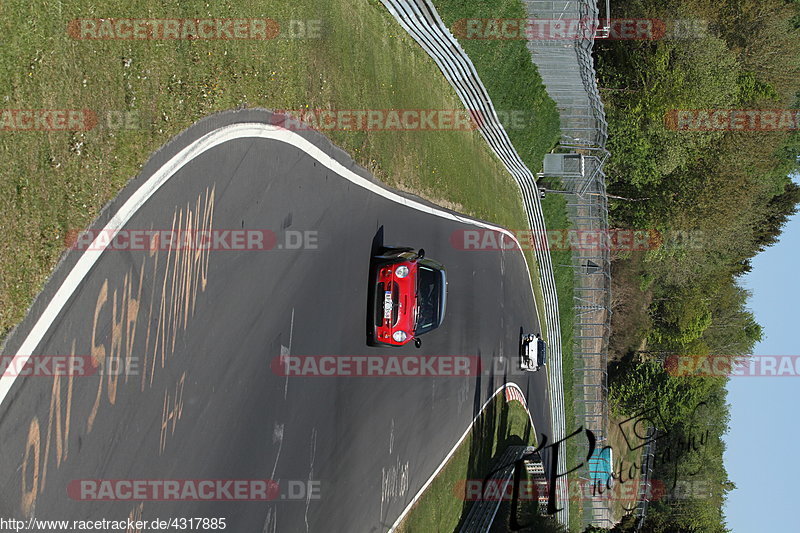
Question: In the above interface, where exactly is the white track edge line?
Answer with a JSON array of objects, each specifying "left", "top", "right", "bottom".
[
  {"left": 387, "top": 382, "right": 534, "bottom": 532},
  {"left": 0, "top": 121, "right": 537, "bottom": 411}
]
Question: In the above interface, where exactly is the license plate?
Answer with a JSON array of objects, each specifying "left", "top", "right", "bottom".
[{"left": 383, "top": 291, "right": 393, "bottom": 318}]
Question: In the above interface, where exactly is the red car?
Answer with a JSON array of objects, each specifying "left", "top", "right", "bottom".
[{"left": 368, "top": 246, "right": 447, "bottom": 347}]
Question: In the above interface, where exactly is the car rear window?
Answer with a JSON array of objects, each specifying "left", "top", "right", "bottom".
[{"left": 415, "top": 265, "right": 443, "bottom": 334}]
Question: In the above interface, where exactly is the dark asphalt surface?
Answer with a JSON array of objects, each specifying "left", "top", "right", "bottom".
[{"left": 0, "top": 110, "right": 550, "bottom": 532}]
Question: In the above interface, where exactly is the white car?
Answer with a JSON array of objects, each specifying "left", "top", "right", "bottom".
[{"left": 520, "top": 333, "right": 546, "bottom": 372}]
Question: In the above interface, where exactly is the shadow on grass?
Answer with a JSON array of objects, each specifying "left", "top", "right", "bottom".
[{"left": 454, "top": 365, "right": 533, "bottom": 532}]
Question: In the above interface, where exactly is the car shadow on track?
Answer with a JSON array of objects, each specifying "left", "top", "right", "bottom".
[{"left": 365, "top": 226, "right": 386, "bottom": 347}]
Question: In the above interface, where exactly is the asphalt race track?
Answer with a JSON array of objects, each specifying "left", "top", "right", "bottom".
[{"left": 0, "top": 109, "right": 550, "bottom": 532}]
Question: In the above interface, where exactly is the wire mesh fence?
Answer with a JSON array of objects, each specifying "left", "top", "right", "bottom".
[
  {"left": 523, "top": 0, "right": 613, "bottom": 528},
  {"left": 379, "top": 0, "right": 572, "bottom": 525},
  {"left": 381, "top": 0, "right": 614, "bottom": 528}
]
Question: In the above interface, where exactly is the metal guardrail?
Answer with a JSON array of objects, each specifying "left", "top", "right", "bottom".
[
  {"left": 458, "top": 446, "right": 531, "bottom": 532},
  {"left": 523, "top": 0, "right": 613, "bottom": 528},
  {"left": 379, "top": 0, "right": 570, "bottom": 525},
  {"left": 458, "top": 446, "right": 548, "bottom": 532},
  {"left": 381, "top": 0, "right": 617, "bottom": 528},
  {"left": 633, "top": 432, "right": 657, "bottom": 532}
]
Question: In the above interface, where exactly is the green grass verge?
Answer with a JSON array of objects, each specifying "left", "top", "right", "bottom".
[
  {"left": 433, "top": 0, "right": 563, "bottom": 390},
  {"left": 0, "top": 0, "right": 579, "bottom": 529},
  {"left": 542, "top": 194, "right": 580, "bottom": 531},
  {"left": 396, "top": 395, "right": 536, "bottom": 533},
  {"left": 433, "top": 0, "right": 578, "bottom": 528},
  {"left": 0, "top": 0, "right": 556, "bottom": 341},
  {"left": 433, "top": 0, "right": 561, "bottom": 174}
]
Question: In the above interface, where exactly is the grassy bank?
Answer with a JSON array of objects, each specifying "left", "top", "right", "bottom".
[
  {"left": 542, "top": 193, "right": 580, "bottom": 531},
  {"left": 433, "top": 0, "right": 561, "bottom": 173},
  {"left": 0, "top": 0, "right": 558, "bottom": 340},
  {"left": 433, "top": 0, "right": 578, "bottom": 527},
  {"left": 396, "top": 393, "right": 536, "bottom": 532}
]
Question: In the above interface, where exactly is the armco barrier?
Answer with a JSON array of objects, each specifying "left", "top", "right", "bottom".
[
  {"left": 524, "top": 0, "right": 613, "bottom": 527},
  {"left": 380, "top": 0, "right": 570, "bottom": 526}
]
